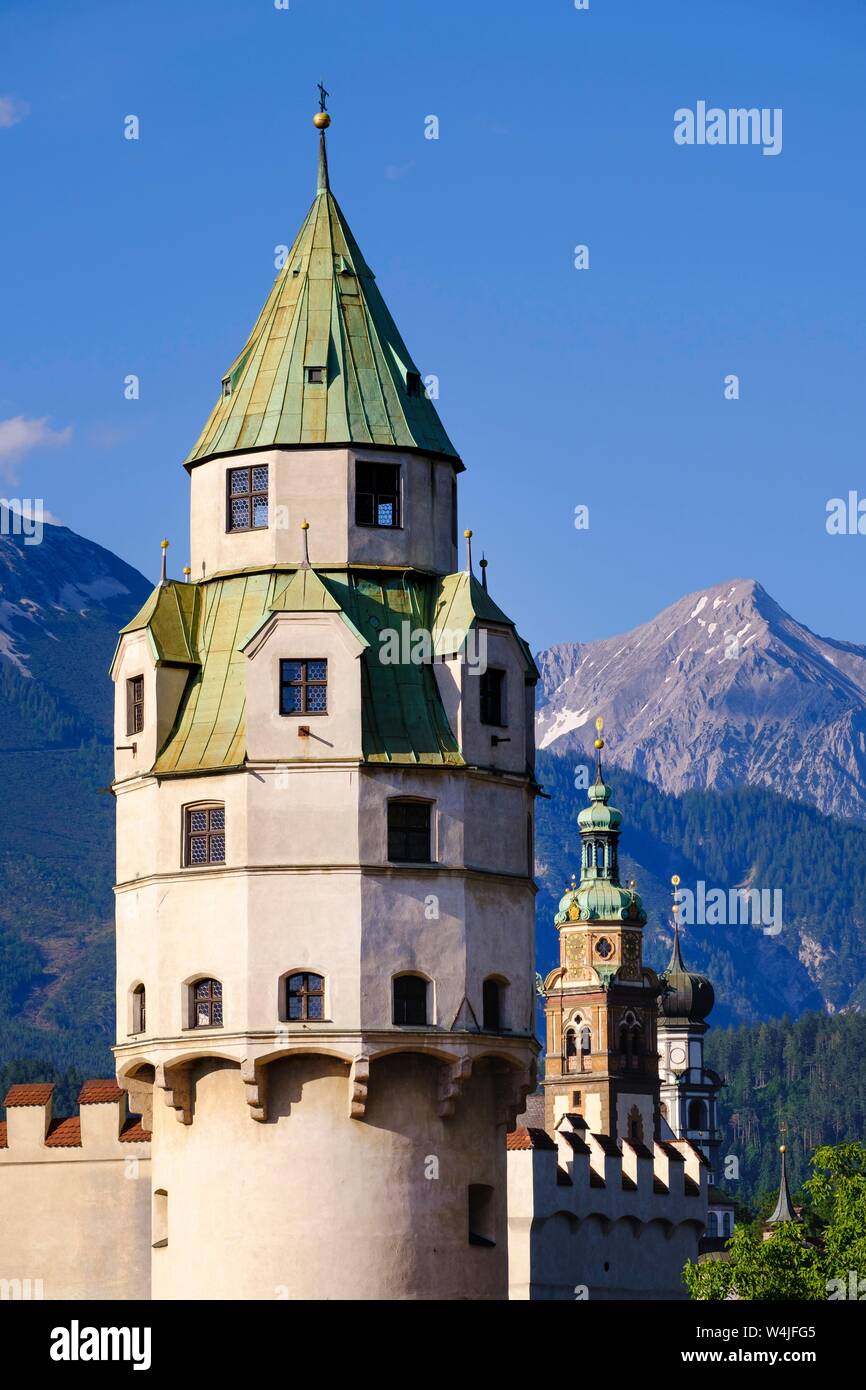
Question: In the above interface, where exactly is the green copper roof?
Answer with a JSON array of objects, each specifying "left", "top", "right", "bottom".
[
  {"left": 431, "top": 570, "right": 538, "bottom": 679},
  {"left": 555, "top": 763, "right": 646, "bottom": 926},
  {"left": 117, "top": 581, "right": 199, "bottom": 667},
  {"left": 150, "top": 569, "right": 464, "bottom": 775},
  {"left": 184, "top": 132, "right": 460, "bottom": 468}
]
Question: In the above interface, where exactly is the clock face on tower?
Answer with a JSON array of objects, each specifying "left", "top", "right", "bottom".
[{"left": 670, "top": 1046, "right": 687, "bottom": 1067}]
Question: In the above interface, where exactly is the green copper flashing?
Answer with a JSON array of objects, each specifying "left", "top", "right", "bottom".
[
  {"left": 115, "top": 580, "right": 199, "bottom": 669},
  {"left": 184, "top": 129, "right": 460, "bottom": 469}
]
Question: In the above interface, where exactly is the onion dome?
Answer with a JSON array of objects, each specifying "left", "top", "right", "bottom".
[
  {"left": 554, "top": 719, "right": 646, "bottom": 926},
  {"left": 658, "top": 922, "right": 715, "bottom": 1023}
]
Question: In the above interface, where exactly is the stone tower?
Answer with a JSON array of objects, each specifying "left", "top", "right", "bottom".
[
  {"left": 542, "top": 724, "right": 661, "bottom": 1142},
  {"left": 109, "top": 108, "right": 538, "bottom": 1301}
]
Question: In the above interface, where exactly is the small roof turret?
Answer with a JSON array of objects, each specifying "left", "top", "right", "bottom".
[{"left": 658, "top": 881, "right": 715, "bottom": 1023}]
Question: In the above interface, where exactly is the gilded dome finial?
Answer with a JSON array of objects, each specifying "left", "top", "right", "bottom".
[{"left": 314, "top": 84, "right": 331, "bottom": 193}]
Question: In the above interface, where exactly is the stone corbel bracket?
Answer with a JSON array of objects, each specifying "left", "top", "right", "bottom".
[
  {"left": 348, "top": 1054, "right": 370, "bottom": 1119},
  {"left": 241, "top": 1057, "right": 268, "bottom": 1122},
  {"left": 156, "top": 1063, "right": 192, "bottom": 1125},
  {"left": 438, "top": 1055, "right": 472, "bottom": 1118},
  {"left": 497, "top": 1058, "right": 537, "bottom": 1127}
]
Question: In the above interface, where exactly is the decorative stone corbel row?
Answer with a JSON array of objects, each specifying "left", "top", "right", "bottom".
[
  {"left": 241, "top": 1057, "right": 268, "bottom": 1122},
  {"left": 348, "top": 1054, "right": 370, "bottom": 1119},
  {"left": 438, "top": 1055, "right": 472, "bottom": 1118},
  {"left": 155, "top": 1063, "right": 192, "bottom": 1125}
]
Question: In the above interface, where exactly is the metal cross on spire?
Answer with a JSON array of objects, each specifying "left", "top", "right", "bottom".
[{"left": 318, "top": 81, "right": 329, "bottom": 113}]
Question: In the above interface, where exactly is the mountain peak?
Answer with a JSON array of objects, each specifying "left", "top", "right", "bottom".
[{"left": 537, "top": 579, "right": 866, "bottom": 822}]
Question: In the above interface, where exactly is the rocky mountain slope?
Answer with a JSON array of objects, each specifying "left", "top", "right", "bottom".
[
  {"left": 0, "top": 516, "right": 151, "bottom": 1075},
  {"left": 537, "top": 578, "right": 866, "bottom": 823}
]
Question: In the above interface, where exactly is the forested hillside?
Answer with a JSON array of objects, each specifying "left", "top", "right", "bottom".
[{"left": 707, "top": 1012, "right": 866, "bottom": 1209}]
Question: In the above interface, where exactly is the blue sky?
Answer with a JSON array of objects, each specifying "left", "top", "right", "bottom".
[{"left": 1, "top": 0, "right": 864, "bottom": 651}]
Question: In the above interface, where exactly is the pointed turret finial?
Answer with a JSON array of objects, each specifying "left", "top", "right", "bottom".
[
  {"left": 300, "top": 519, "right": 311, "bottom": 568},
  {"left": 767, "top": 1127, "right": 797, "bottom": 1225},
  {"left": 479, "top": 553, "right": 488, "bottom": 591},
  {"left": 159, "top": 538, "right": 169, "bottom": 585},
  {"left": 593, "top": 714, "right": 605, "bottom": 780},
  {"left": 464, "top": 528, "right": 473, "bottom": 574},
  {"left": 314, "top": 83, "right": 331, "bottom": 194},
  {"left": 667, "top": 875, "right": 688, "bottom": 972}
]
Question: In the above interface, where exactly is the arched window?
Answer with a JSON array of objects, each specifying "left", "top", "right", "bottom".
[
  {"left": 191, "top": 978, "right": 223, "bottom": 1028},
  {"left": 565, "top": 1027, "right": 577, "bottom": 1058},
  {"left": 482, "top": 978, "right": 503, "bottom": 1031},
  {"left": 286, "top": 972, "right": 325, "bottom": 1021},
  {"left": 627, "top": 1105, "right": 644, "bottom": 1144},
  {"left": 393, "top": 974, "right": 428, "bottom": 1026},
  {"left": 688, "top": 1099, "right": 707, "bottom": 1131},
  {"left": 706, "top": 1211, "right": 719, "bottom": 1239},
  {"left": 579, "top": 1025, "right": 592, "bottom": 1055},
  {"left": 131, "top": 984, "right": 146, "bottom": 1035},
  {"left": 184, "top": 805, "right": 225, "bottom": 866}
]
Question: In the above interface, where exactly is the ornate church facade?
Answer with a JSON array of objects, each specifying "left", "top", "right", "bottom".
[{"left": 0, "top": 108, "right": 724, "bottom": 1301}]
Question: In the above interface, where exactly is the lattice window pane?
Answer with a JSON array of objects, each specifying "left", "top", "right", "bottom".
[
  {"left": 253, "top": 497, "right": 269, "bottom": 528},
  {"left": 210, "top": 835, "right": 225, "bottom": 863},
  {"left": 189, "top": 810, "right": 208, "bottom": 832},
  {"left": 209, "top": 807, "right": 225, "bottom": 831},
  {"left": 195, "top": 981, "right": 211, "bottom": 999},
  {"left": 212, "top": 1000, "right": 223, "bottom": 1025},
  {"left": 307, "top": 995, "right": 324, "bottom": 1020},
  {"left": 377, "top": 500, "right": 394, "bottom": 526},
  {"left": 252, "top": 465, "right": 268, "bottom": 493},
  {"left": 230, "top": 469, "right": 249, "bottom": 495},
  {"left": 307, "top": 660, "right": 327, "bottom": 682},
  {"left": 288, "top": 996, "right": 303, "bottom": 1020},
  {"left": 196, "top": 1002, "right": 211, "bottom": 1026},
  {"left": 211, "top": 980, "right": 222, "bottom": 999},
  {"left": 231, "top": 498, "right": 250, "bottom": 529},
  {"left": 189, "top": 836, "right": 207, "bottom": 864},
  {"left": 307, "top": 685, "right": 327, "bottom": 712},
  {"left": 283, "top": 661, "right": 303, "bottom": 683},
  {"left": 282, "top": 685, "right": 302, "bottom": 713}
]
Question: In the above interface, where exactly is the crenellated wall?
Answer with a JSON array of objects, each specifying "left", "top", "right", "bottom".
[
  {"left": 0, "top": 1082, "right": 151, "bottom": 1300},
  {"left": 506, "top": 1112, "right": 707, "bottom": 1300}
]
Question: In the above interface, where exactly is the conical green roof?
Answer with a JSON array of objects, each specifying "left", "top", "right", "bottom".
[{"left": 184, "top": 131, "right": 460, "bottom": 468}]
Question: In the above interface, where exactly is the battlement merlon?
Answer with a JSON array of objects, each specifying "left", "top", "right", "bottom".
[
  {"left": 0, "top": 1081, "right": 151, "bottom": 1161},
  {"left": 508, "top": 1115, "right": 709, "bottom": 1223}
]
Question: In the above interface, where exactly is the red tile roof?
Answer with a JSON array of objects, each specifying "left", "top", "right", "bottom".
[
  {"left": 119, "top": 1118, "right": 152, "bottom": 1144},
  {"left": 4, "top": 1083, "right": 54, "bottom": 1108},
  {"left": 44, "top": 1117, "right": 82, "bottom": 1148},
  {"left": 0, "top": 1121, "right": 6, "bottom": 1149},
  {"left": 506, "top": 1125, "right": 556, "bottom": 1151},
  {"left": 78, "top": 1080, "right": 123, "bottom": 1105}
]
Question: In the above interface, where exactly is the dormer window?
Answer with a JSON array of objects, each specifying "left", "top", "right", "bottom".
[
  {"left": 221, "top": 376, "right": 232, "bottom": 399},
  {"left": 305, "top": 366, "right": 326, "bottom": 384},
  {"left": 126, "top": 675, "right": 144, "bottom": 736},
  {"left": 355, "top": 460, "right": 400, "bottom": 528},
  {"left": 227, "top": 464, "right": 268, "bottom": 531},
  {"left": 480, "top": 668, "right": 505, "bottom": 727}
]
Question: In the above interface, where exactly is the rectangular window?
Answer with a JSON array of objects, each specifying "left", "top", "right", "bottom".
[
  {"left": 480, "top": 668, "right": 505, "bottom": 726},
  {"left": 387, "top": 801, "right": 431, "bottom": 863},
  {"left": 280, "top": 659, "right": 328, "bottom": 715},
  {"left": 355, "top": 460, "right": 400, "bottom": 529},
  {"left": 184, "top": 805, "right": 226, "bottom": 866},
  {"left": 227, "top": 464, "right": 269, "bottom": 532},
  {"left": 126, "top": 675, "right": 144, "bottom": 735},
  {"left": 305, "top": 366, "right": 326, "bottom": 384}
]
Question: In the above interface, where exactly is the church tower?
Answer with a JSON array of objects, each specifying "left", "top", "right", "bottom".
[
  {"left": 109, "top": 102, "right": 538, "bottom": 1301},
  {"left": 542, "top": 721, "right": 662, "bottom": 1142},
  {"left": 656, "top": 892, "right": 723, "bottom": 1178}
]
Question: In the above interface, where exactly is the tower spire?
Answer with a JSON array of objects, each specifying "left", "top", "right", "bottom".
[
  {"left": 767, "top": 1130, "right": 797, "bottom": 1224},
  {"left": 593, "top": 714, "right": 605, "bottom": 783},
  {"left": 313, "top": 84, "right": 331, "bottom": 194}
]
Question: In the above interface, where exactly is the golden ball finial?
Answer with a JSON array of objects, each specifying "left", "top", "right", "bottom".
[
  {"left": 464, "top": 528, "right": 473, "bottom": 539},
  {"left": 313, "top": 111, "right": 331, "bottom": 130},
  {"left": 780, "top": 1144, "right": 787, "bottom": 1153},
  {"left": 301, "top": 519, "right": 309, "bottom": 531},
  {"left": 671, "top": 874, "right": 681, "bottom": 887},
  {"left": 160, "top": 538, "right": 169, "bottom": 550}
]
